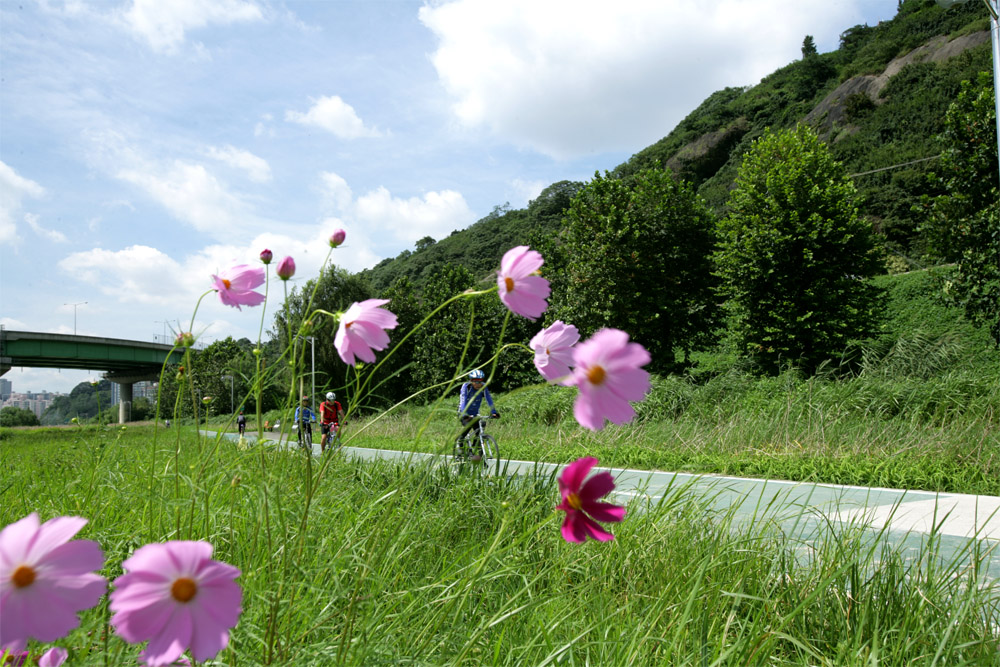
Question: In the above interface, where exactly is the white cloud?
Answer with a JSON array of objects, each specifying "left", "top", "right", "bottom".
[
  {"left": 510, "top": 178, "right": 547, "bottom": 207},
  {"left": 116, "top": 160, "right": 254, "bottom": 237},
  {"left": 354, "top": 187, "right": 474, "bottom": 244},
  {"left": 420, "top": 0, "right": 865, "bottom": 158},
  {"left": 206, "top": 145, "right": 272, "bottom": 183},
  {"left": 320, "top": 171, "right": 353, "bottom": 213},
  {"left": 316, "top": 171, "right": 476, "bottom": 250},
  {"left": 25, "top": 213, "right": 69, "bottom": 243},
  {"left": 0, "top": 161, "right": 45, "bottom": 244},
  {"left": 121, "top": 0, "right": 264, "bottom": 53},
  {"left": 0, "top": 317, "right": 29, "bottom": 329},
  {"left": 58, "top": 245, "right": 191, "bottom": 306},
  {"left": 285, "top": 95, "right": 384, "bottom": 139}
]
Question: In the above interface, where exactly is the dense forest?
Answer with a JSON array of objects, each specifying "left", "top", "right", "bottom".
[{"left": 38, "top": 0, "right": 1000, "bottom": 423}]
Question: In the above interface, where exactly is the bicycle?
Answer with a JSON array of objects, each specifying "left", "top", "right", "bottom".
[
  {"left": 454, "top": 415, "right": 500, "bottom": 473},
  {"left": 321, "top": 422, "right": 343, "bottom": 453},
  {"left": 296, "top": 420, "right": 314, "bottom": 451}
]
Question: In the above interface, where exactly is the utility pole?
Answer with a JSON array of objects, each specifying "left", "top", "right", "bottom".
[{"left": 64, "top": 302, "right": 87, "bottom": 335}]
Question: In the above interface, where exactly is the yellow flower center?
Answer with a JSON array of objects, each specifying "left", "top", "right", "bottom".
[
  {"left": 566, "top": 492, "right": 583, "bottom": 511},
  {"left": 11, "top": 565, "right": 36, "bottom": 588},
  {"left": 171, "top": 577, "right": 198, "bottom": 603},
  {"left": 586, "top": 365, "right": 606, "bottom": 386},
  {"left": 222, "top": 279, "right": 232, "bottom": 289},
  {"left": 504, "top": 277, "right": 515, "bottom": 292}
]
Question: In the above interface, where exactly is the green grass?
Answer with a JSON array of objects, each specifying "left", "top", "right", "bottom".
[
  {"left": 2, "top": 425, "right": 998, "bottom": 665},
  {"left": 341, "top": 367, "right": 999, "bottom": 496}
]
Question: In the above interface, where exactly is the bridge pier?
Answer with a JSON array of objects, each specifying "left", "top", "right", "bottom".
[
  {"left": 118, "top": 381, "right": 133, "bottom": 424},
  {"left": 106, "top": 370, "right": 160, "bottom": 424}
]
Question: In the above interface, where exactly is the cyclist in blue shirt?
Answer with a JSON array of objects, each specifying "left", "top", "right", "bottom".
[
  {"left": 457, "top": 370, "right": 499, "bottom": 460},
  {"left": 294, "top": 395, "right": 316, "bottom": 448}
]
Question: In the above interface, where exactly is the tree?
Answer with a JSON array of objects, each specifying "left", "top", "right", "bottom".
[
  {"left": 1, "top": 406, "right": 40, "bottom": 427},
  {"left": 551, "top": 168, "right": 720, "bottom": 373},
  {"left": 41, "top": 380, "right": 112, "bottom": 424},
  {"left": 716, "top": 124, "right": 885, "bottom": 374},
  {"left": 925, "top": 73, "right": 1000, "bottom": 345},
  {"left": 801, "top": 35, "right": 818, "bottom": 58},
  {"left": 272, "top": 267, "right": 375, "bottom": 402}
]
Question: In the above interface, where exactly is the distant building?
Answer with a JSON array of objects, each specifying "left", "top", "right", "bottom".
[{"left": 0, "top": 378, "right": 11, "bottom": 401}]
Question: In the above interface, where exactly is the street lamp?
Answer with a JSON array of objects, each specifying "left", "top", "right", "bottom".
[
  {"left": 936, "top": 0, "right": 1000, "bottom": 188},
  {"left": 155, "top": 320, "right": 169, "bottom": 344},
  {"left": 294, "top": 335, "right": 316, "bottom": 404},
  {"left": 221, "top": 375, "right": 234, "bottom": 414},
  {"left": 64, "top": 301, "right": 87, "bottom": 335}
]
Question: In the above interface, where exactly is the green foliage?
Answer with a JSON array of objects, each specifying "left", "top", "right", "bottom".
[
  {"left": 551, "top": 168, "right": 720, "bottom": 372},
  {"left": 405, "top": 264, "right": 537, "bottom": 400},
  {"left": 41, "top": 379, "right": 112, "bottom": 424},
  {"left": 925, "top": 72, "right": 1000, "bottom": 344},
  {"left": 271, "top": 266, "right": 375, "bottom": 399},
  {"left": 716, "top": 125, "right": 885, "bottom": 374},
  {"left": 0, "top": 405, "right": 40, "bottom": 426}
]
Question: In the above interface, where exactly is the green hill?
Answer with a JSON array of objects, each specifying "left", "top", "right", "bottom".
[{"left": 362, "top": 0, "right": 994, "bottom": 291}]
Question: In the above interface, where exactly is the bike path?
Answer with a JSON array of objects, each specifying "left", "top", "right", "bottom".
[{"left": 206, "top": 430, "right": 1000, "bottom": 577}]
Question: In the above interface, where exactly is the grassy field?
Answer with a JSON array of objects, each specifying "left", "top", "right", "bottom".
[{"left": 2, "top": 424, "right": 998, "bottom": 666}]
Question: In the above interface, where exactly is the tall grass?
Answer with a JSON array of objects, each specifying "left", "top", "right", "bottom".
[{"left": 2, "top": 425, "right": 997, "bottom": 665}]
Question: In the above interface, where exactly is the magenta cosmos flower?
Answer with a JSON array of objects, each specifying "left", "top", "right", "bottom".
[
  {"left": 0, "top": 514, "right": 106, "bottom": 653},
  {"left": 259, "top": 249, "right": 273, "bottom": 265},
  {"left": 110, "top": 541, "right": 242, "bottom": 667},
  {"left": 530, "top": 320, "right": 580, "bottom": 382},
  {"left": 211, "top": 265, "right": 265, "bottom": 310},
  {"left": 39, "top": 647, "right": 68, "bottom": 667},
  {"left": 567, "top": 328, "right": 650, "bottom": 431},
  {"left": 555, "top": 457, "right": 626, "bottom": 543},
  {"left": 497, "top": 246, "right": 550, "bottom": 320},
  {"left": 275, "top": 256, "right": 295, "bottom": 281},
  {"left": 329, "top": 229, "right": 346, "bottom": 247},
  {"left": 335, "top": 299, "right": 399, "bottom": 365}
]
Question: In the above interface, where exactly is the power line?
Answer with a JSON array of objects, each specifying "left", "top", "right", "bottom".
[{"left": 848, "top": 154, "right": 942, "bottom": 178}]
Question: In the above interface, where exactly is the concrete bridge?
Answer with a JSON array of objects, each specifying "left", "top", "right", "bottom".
[{"left": 0, "top": 329, "right": 179, "bottom": 423}]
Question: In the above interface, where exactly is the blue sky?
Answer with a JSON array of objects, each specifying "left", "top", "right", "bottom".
[{"left": 1, "top": 0, "right": 899, "bottom": 393}]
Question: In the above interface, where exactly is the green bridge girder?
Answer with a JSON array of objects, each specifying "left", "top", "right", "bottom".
[{"left": 0, "top": 329, "right": 179, "bottom": 381}]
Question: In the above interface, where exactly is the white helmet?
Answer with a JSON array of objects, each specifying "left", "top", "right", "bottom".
[{"left": 326, "top": 392, "right": 336, "bottom": 400}]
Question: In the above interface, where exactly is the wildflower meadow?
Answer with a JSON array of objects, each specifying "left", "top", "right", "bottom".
[{"left": 2, "top": 235, "right": 999, "bottom": 665}]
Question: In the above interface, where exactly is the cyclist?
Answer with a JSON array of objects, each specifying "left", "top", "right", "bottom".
[
  {"left": 457, "top": 370, "right": 499, "bottom": 461},
  {"left": 319, "top": 391, "right": 345, "bottom": 452},
  {"left": 236, "top": 410, "right": 246, "bottom": 437},
  {"left": 294, "top": 395, "right": 316, "bottom": 449}
]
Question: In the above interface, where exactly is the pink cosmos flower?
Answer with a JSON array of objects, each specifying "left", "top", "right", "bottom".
[
  {"left": 497, "top": 246, "right": 550, "bottom": 320},
  {"left": 329, "top": 229, "right": 346, "bottom": 247},
  {"left": 530, "top": 320, "right": 580, "bottom": 382},
  {"left": 211, "top": 265, "right": 266, "bottom": 310},
  {"left": 276, "top": 256, "right": 295, "bottom": 281},
  {"left": 259, "top": 249, "right": 273, "bottom": 265},
  {"left": 110, "top": 541, "right": 242, "bottom": 667},
  {"left": 334, "top": 299, "right": 399, "bottom": 365},
  {"left": 555, "top": 457, "right": 626, "bottom": 543},
  {"left": 0, "top": 514, "right": 106, "bottom": 653},
  {"left": 567, "top": 328, "right": 651, "bottom": 431},
  {"left": 39, "top": 647, "right": 68, "bottom": 667}
]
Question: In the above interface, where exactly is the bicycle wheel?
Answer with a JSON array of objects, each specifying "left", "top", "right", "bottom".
[{"left": 480, "top": 434, "right": 499, "bottom": 474}]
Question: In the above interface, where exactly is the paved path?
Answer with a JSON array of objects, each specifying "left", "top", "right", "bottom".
[{"left": 209, "top": 430, "right": 1000, "bottom": 577}]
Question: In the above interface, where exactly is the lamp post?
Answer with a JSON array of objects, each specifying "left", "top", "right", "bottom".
[
  {"left": 221, "top": 375, "right": 234, "bottom": 414},
  {"left": 64, "top": 301, "right": 87, "bottom": 335},
  {"left": 936, "top": 0, "right": 1000, "bottom": 188},
  {"left": 155, "top": 320, "right": 169, "bottom": 344},
  {"left": 294, "top": 335, "right": 316, "bottom": 404}
]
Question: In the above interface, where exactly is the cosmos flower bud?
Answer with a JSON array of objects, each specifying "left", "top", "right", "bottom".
[
  {"left": 260, "top": 249, "right": 273, "bottom": 264},
  {"left": 329, "top": 229, "right": 346, "bottom": 247},
  {"left": 276, "top": 256, "right": 295, "bottom": 281},
  {"left": 175, "top": 332, "right": 196, "bottom": 348}
]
